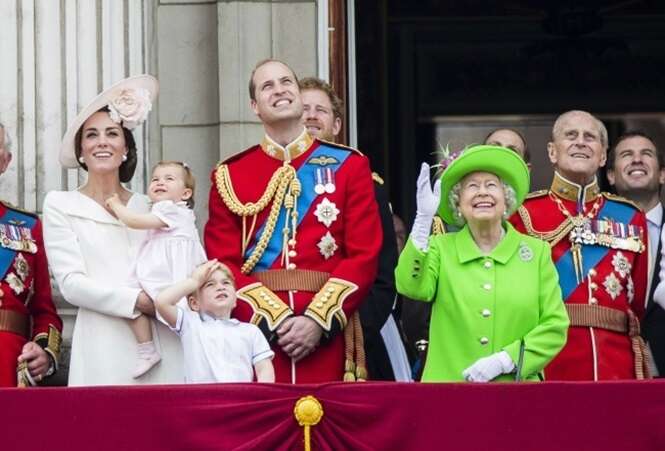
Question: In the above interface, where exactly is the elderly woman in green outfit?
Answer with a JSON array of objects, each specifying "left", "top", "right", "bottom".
[{"left": 395, "top": 145, "right": 569, "bottom": 382}]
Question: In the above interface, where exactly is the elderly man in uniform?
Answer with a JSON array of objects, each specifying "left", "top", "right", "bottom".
[
  {"left": 204, "top": 61, "right": 382, "bottom": 383},
  {"left": 0, "top": 122, "right": 62, "bottom": 387},
  {"left": 510, "top": 110, "right": 650, "bottom": 380},
  {"left": 607, "top": 131, "right": 665, "bottom": 376}
]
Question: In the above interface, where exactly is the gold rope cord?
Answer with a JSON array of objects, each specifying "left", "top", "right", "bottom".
[{"left": 216, "top": 163, "right": 298, "bottom": 274}]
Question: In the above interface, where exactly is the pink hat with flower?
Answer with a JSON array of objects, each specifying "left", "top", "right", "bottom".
[{"left": 59, "top": 74, "right": 158, "bottom": 168}]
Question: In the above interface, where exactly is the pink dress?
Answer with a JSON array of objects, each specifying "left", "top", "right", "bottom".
[{"left": 132, "top": 200, "right": 207, "bottom": 300}]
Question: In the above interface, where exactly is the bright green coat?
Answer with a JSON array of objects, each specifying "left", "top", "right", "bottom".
[{"left": 396, "top": 223, "right": 569, "bottom": 382}]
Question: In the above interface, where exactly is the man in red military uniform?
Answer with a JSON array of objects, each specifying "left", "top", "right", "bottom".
[
  {"left": 204, "top": 60, "right": 382, "bottom": 383},
  {"left": 510, "top": 110, "right": 650, "bottom": 380},
  {"left": 0, "top": 123, "right": 62, "bottom": 386}
]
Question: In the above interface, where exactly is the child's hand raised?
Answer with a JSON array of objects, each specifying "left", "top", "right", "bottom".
[
  {"left": 105, "top": 193, "right": 121, "bottom": 210},
  {"left": 190, "top": 259, "right": 221, "bottom": 287}
]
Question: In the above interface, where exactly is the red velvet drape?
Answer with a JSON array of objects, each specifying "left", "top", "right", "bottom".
[{"left": 2, "top": 381, "right": 664, "bottom": 450}]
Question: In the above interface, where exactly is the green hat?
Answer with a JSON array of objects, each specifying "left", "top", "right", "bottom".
[{"left": 437, "top": 145, "right": 530, "bottom": 224}]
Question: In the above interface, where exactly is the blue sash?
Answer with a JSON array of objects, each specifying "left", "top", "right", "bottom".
[
  {"left": 0, "top": 208, "right": 36, "bottom": 279},
  {"left": 246, "top": 143, "right": 351, "bottom": 271},
  {"left": 555, "top": 199, "right": 637, "bottom": 300}
]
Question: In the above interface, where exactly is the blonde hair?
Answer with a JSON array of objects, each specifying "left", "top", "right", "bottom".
[{"left": 152, "top": 161, "right": 196, "bottom": 208}]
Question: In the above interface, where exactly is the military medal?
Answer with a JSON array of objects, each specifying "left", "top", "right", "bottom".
[
  {"left": 603, "top": 272, "right": 622, "bottom": 300},
  {"left": 314, "top": 169, "right": 325, "bottom": 195},
  {"left": 317, "top": 232, "right": 338, "bottom": 260},
  {"left": 0, "top": 223, "right": 37, "bottom": 254},
  {"left": 611, "top": 251, "right": 631, "bottom": 278},
  {"left": 14, "top": 253, "right": 30, "bottom": 281},
  {"left": 324, "top": 168, "right": 336, "bottom": 193},
  {"left": 314, "top": 198, "right": 339, "bottom": 227},
  {"left": 5, "top": 272, "right": 25, "bottom": 295}
]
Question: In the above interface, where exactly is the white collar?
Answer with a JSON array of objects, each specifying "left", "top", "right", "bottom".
[{"left": 647, "top": 203, "right": 663, "bottom": 226}]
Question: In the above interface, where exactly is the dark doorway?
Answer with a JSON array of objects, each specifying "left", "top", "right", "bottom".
[{"left": 355, "top": 1, "right": 665, "bottom": 224}]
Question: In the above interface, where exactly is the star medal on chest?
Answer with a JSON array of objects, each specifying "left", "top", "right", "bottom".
[
  {"left": 5, "top": 272, "right": 25, "bottom": 295},
  {"left": 314, "top": 198, "right": 340, "bottom": 228},
  {"left": 318, "top": 231, "right": 338, "bottom": 260},
  {"left": 14, "top": 253, "right": 30, "bottom": 282}
]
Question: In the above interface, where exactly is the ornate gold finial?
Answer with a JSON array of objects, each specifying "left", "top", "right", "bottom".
[{"left": 294, "top": 395, "right": 324, "bottom": 451}]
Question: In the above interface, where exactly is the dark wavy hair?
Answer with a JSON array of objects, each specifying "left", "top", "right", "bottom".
[{"left": 74, "top": 106, "right": 138, "bottom": 183}]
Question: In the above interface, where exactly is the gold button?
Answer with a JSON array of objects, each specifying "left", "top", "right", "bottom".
[
  {"left": 484, "top": 261, "right": 492, "bottom": 269},
  {"left": 480, "top": 337, "right": 489, "bottom": 345},
  {"left": 288, "top": 250, "right": 297, "bottom": 258},
  {"left": 482, "top": 309, "right": 491, "bottom": 317},
  {"left": 273, "top": 304, "right": 280, "bottom": 310},
  {"left": 327, "top": 287, "right": 335, "bottom": 293},
  {"left": 260, "top": 292, "right": 268, "bottom": 299},
  {"left": 588, "top": 268, "right": 597, "bottom": 277},
  {"left": 590, "top": 282, "right": 598, "bottom": 290},
  {"left": 483, "top": 283, "right": 492, "bottom": 291},
  {"left": 316, "top": 302, "right": 323, "bottom": 308},
  {"left": 590, "top": 297, "right": 598, "bottom": 305},
  {"left": 288, "top": 263, "right": 296, "bottom": 270},
  {"left": 268, "top": 300, "right": 275, "bottom": 306}
]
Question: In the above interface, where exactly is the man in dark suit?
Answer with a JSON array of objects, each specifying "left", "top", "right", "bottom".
[
  {"left": 298, "top": 77, "right": 411, "bottom": 380},
  {"left": 607, "top": 130, "right": 665, "bottom": 376}
]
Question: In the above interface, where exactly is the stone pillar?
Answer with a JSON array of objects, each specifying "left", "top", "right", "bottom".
[
  {"left": 0, "top": 0, "right": 153, "bottom": 383},
  {"left": 217, "top": 1, "right": 318, "bottom": 160}
]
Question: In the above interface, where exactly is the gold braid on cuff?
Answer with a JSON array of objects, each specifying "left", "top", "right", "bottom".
[
  {"left": 305, "top": 278, "right": 358, "bottom": 331},
  {"left": 236, "top": 282, "right": 293, "bottom": 331}
]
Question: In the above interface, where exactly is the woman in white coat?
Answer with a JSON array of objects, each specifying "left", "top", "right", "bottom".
[{"left": 43, "top": 75, "right": 183, "bottom": 386}]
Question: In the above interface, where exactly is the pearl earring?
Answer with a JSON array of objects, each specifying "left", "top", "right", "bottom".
[
  {"left": 122, "top": 154, "right": 128, "bottom": 162},
  {"left": 78, "top": 157, "right": 85, "bottom": 164}
]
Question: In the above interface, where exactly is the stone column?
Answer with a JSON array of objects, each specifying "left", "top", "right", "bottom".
[{"left": 217, "top": 1, "right": 318, "bottom": 160}]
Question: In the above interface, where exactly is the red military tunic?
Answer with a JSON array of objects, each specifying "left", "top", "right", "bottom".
[
  {"left": 205, "top": 131, "right": 382, "bottom": 383},
  {"left": 510, "top": 173, "right": 649, "bottom": 380},
  {"left": 0, "top": 202, "right": 62, "bottom": 386}
]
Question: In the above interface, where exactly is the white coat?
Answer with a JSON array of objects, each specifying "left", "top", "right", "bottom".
[{"left": 43, "top": 190, "right": 184, "bottom": 386}]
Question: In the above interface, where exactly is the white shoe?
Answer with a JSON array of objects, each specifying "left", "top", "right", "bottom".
[{"left": 133, "top": 341, "right": 161, "bottom": 379}]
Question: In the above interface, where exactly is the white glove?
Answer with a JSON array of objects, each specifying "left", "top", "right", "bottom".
[
  {"left": 410, "top": 163, "right": 441, "bottom": 251},
  {"left": 462, "top": 351, "right": 515, "bottom": 383}
]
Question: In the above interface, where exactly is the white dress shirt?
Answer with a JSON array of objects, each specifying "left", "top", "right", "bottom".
[{"left": 173, "top": 307, "right": 274, "bottom": 383}]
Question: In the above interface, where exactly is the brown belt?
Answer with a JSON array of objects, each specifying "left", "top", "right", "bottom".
[
  {"left": 566, "top": 304, "right": 630, "bottom": 334},
  {"left": 253, "top": 269, "right": 330, "bottom": 292},
  {"left": 0, "top": 310, "right": 29, "bottom": 338},
  {"left": 566, "top": 304, "right": 650, "bottom": 379}
]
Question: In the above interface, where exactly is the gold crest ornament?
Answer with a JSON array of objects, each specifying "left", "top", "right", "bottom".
[
  {"left": 627, "top": 275, "right": 635, "bottom": 304},
  {"left": 317, "top": 232, "right": 338, "bottom": 260},
  {"left": 602, "top": 272, "right": 622, "bottom": 300},
  {"left": 314, "top": 198, "right": 340, "bottom": 228}
]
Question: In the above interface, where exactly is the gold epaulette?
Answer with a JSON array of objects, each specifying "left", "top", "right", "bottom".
[
  {"left": 236, "top": 283, "right": 293, "bottom": 331},
  {"left": 0, "top": 201, "right": 38, "bottom": 219},
  {"left": 525, "top": 189, "right": 548, "bottom": 200},
  {"left": 602, "top": 192, "right": 641, "bottom": 211},
  {"left": 304, "top": 278, "right": 358, "bottom": 331},
  {"left": 317, "top": 138, "right": 365, "bottom": 156},
  {"left": 371, "top": 172, "right": 384, "bottom": 185}
]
